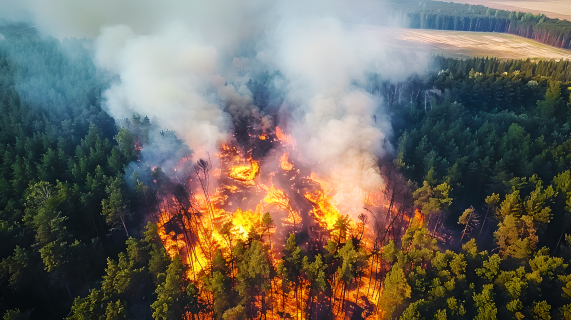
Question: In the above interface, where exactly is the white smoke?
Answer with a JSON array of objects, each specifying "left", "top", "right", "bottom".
[
  {"left": 262, "top": 17, "right": 427, "bottom": 191},
  {"left": 0, "top": 0, "right": 430, "bottom": 190},
  {"left": 95, "top": 23, "right": 229, "bottom": 156},
  {"left": 0, "top": 0, "right": 269, "bottom": 46}
]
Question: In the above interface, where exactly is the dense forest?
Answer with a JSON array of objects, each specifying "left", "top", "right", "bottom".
[
  {"left": 385, "top": 56, "right": 571, "bottom": 318},
  {"left": 0, "top": 26, "right": 139, "bottom": 318},
  {"left": 390, "top": 0, "right": 571, "bottom": 49},
  {"left": 4, "top": 8, "right": 571, "bottom": 320}
]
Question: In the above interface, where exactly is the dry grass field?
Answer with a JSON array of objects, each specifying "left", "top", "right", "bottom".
[
  {"left": 445, "top": 0, "right": 571, "bottom": 21},
  {"left": 349, "top": 25, "right": 571, "bottom": 60}
]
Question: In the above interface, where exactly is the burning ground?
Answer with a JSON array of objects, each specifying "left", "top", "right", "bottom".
[{"left": 143, "top": 119, "right": 423, "bottom": 319}]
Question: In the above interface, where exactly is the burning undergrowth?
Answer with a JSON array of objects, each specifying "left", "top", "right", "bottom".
[{"left": 127, "top": 109, "right": 418, "bottom": 318}]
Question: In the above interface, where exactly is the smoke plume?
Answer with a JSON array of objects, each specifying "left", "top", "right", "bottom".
[
  {"left": 95, "top": 23, "right": 230, "bottom": 156},
  {"left": 0, "top": 0, "right": 430, "bottom": 192}
]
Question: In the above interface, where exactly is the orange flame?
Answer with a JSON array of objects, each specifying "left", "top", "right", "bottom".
[
  {"left": 275, "top": 126, "right": 287, "bottom": 140},
  {"left": 276, "top": 126, "right": 296, "bottom": 148},
  {"left": 231, "top": 207, "right": 262, "bottom": 239},
  {"left": 262, "top": 183, "right": 302, "bottom": 226},
  {"left": 304, "top": 190, "right": 341, "bottom": 231},
  {"left": 229, "top": 156, "right": 259, "bottom": 186},
  {"left": 154, "top": 139, "right": 399, "bottom": 319},
  {"left": 280, "top": 152, "right": 294, "bottom": 171},
  {"left": 411, "top": 209, "right": 425, "bottom": 227}
]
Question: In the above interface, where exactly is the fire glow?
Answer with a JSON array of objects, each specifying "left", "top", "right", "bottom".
[{"left": 152, "top": 125, "right": 416, "bottom": 319}]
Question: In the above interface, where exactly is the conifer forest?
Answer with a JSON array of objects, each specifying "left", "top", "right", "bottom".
[{"left": 2, "top": 0, "right": 571, "bottom": 319}]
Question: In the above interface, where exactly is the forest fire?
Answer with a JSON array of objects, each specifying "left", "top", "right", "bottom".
[
  {"left": 279, "top": 152, "right": 294, "bottom": 171},
  {"left": 228, "top": 156, "right": 260, "bottom": 185},
  {"left": 7, "top": 0, "right": 571, "bottom": 318},
  {"left": 304, "top": 189, "right": 341, "bottom": 230},
  {"left": 151, "top": 125, "right": 415, "bottom": 319}
]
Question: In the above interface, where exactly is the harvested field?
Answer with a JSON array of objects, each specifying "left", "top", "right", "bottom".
[
  {"left": 445, "top": 0, "right": 571, "bottom": 21},
  {"left": 348, "top": 25, "right": 571, "bottom": 60}
]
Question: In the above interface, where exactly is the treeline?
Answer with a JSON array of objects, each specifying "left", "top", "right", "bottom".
[
  {"left": 364, "top": 55, "right": 571, "bottom": 319},
  {"left": 0, "top": 27, "right": 139, "bottom": 318},
  {"left": 437, "top": 56, "right": 571, "bottom": 83},
  {"left": 390, "top": 0, "right": 571, "bottom": 49},
  {"left": 388, "top": 56, "right": 571, "bottom": 244}
]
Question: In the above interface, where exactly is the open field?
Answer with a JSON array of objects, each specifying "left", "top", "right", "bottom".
[
  {"left": 394, "top": 28, "right": 571, "bottom": 59},
  {"left": 349, "top": 25, "right": 571, "bottom": 60},
  {"left": 446, "top": 0, "right": 571, "bottom": 21}
]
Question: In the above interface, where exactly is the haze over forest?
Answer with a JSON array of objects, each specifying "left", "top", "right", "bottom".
[{"left": 1, "top": 0, "right": 571, "bottom": 319}]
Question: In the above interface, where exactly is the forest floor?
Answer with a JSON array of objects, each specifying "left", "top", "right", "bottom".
[
  {"left": 348, "top": 25, "right": 571, "bottom": 60},
  {"left": 445, "top": 0, "right": 571, "bottom": 21}
]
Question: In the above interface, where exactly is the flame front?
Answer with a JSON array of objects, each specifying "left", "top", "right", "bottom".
[
  {"left": 228, "top": 156, "right": 259, "bottom": 185},
  {"left": 152, "top": 126, "right": 413, "bottom": 319}
]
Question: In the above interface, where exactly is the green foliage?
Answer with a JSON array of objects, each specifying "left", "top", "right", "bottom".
[
  {"left": 222, "top": 305, "right": 246, "bottom": 320},
  {"left": 302, "top": 254, "right": 327, "bottom": 293},
  {"left": 446, "top": 297, "right": 466, "bottom": 316},
  {"left": 336, "top": 240, "right": 368, "bottom": 285},
  {"left": 413, "top": 182, "right": 453, "bottom": 216},
  {"left": 490, "top": 180, "right": 555, "bottom": 259},
  {"left": 399, "top": 299, "right": 425, "bottom": 320},
  {"left": 151, "top": 257, "right": 186, "bottom": 320},
  {"left": 68, "top": 224, "right": 169, "bottom": 319},
  {"left": 333, "top": 214, "right": 350, "bottom": 243},
  {"left": 458, "top": 207, "right": 474, "bottom": 225},
  {"left": 561, "top": 303, "right": 571, "bottom": 320},
  {"left": 433, "top": 309, "right": 447, "bottom": 320},
  {"left": 3, "top": 309, "right": 31, "bottom": 320},
  {"left": 533, "top": 301, "right": 552, "bottom": 320},
  {"left": 380, "top": 265, "right": 411, "bottom": 319},
  {"left": 476, "top": 254, "right": 501, "bottom": 282},
  {"left": 537, "top": 81, "right": 564, "bottom": 118},
  {"left": 462, "top": 238, "right": 479, "bottom": 257},
  {"left": 235, "top": 240, "right": 271, "bottom": 315},
  {"left": 1, "top": 246, "right": 30, "bottom": 290},
  {"left": 0, "top": 28, "right": 139, "bottom": 319},
  {"left": 401, "top": 226, "right": 438, "bottom": 266},
  {"left": 101, "top": 177, "right": 130, "bottom": 236},
  {"left": 261, "top": 212, "right": 273, "bottom": 227},
  {"left": 473, "top": 284, "right": 497, "bottom": 320},
  {"left": 205, "top": 250, "right": 234, "bottom": 320},
  {"left": 277, "top": 233, "right": 304, "bottom": 291}
]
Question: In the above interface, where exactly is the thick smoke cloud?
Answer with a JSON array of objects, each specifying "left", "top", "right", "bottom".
[
  {"left": 262, "top": 16, "right": 429, "bottom": 191},
  {"left": 0, "top": 0, "right": 269, "bottom": 46},
  {"left": 95, "top": 23, "right": 230, "bottom": 156},
  {"left": 0, "top": 0, "right": 430, "bottom": 192}
]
